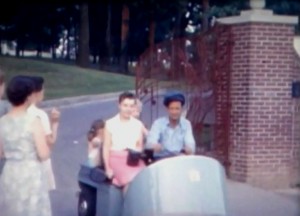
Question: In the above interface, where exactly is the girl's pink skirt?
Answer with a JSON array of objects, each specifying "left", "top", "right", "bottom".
[{"left": 109, "top": 150, "right": 145, "bottom": 187}]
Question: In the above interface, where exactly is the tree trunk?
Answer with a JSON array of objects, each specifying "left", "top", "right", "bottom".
[
  {"left": 148, "top": 18, "right": 155, "bottom": 78},
  {"left": 92, "top": 54, "right": 97, "bottom": 64},
  {"left": 51, "top": 45, "right": 56, "bottom": 59},
  {"left": 202, "top": 0, "right": 210, "bottom": 32},
  {"left": 74, "top": 21, "right": 79, "bottom": 61},
  {"left": 149, "top": 20, "right": 155, "bottom": 48},
  {"left": 36, "top": 42, "right": 42, "bottom": 58},
  {"left": 120, "top": 4, "right": 129, "bottom": 73},
  {"left": 78, "top": 3, "right": 90, "bottom": 68},
  {"left": 16, "top": 38, "right": 21, "bottom": 57},
  {"left": 66, "top": 17, "right": 71, "bottom": 60},
  {"left": 105, "top": 1, "right": 113, "bottom": 66}
]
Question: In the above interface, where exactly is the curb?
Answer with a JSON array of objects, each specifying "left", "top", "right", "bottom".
[
  {"left": 40, "top": 88, "right": 170, "bottom": 111},
  {"left": 274, "top": 188, "right": 300, "bottom": 196},
  {"left": 40, "top": 90, "right": 133, "bottom": 110}
]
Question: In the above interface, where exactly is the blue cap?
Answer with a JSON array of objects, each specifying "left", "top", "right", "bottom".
[{"left": 163, "top": 91, "right": 185, "bottom": 107}]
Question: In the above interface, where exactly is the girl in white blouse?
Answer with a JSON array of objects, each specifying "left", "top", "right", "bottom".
[{"left": 103, "top": 92, "right": 145, "bottom": 192}]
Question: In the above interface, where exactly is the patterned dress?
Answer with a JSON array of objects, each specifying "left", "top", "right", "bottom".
[{"left": 0, "top": 113, "right": 51, "bottom": 216}]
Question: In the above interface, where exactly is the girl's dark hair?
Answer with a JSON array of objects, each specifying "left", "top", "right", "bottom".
[
  {"left": 87, "top": 119, "right": 105, "bottom": 142},
  {"left": 6, "top": 76, "right": 35, "bottom": 106}
]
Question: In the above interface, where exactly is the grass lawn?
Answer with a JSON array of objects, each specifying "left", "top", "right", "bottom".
[{"left": 0, "top": 57, "right": 135, "bottom": 100}]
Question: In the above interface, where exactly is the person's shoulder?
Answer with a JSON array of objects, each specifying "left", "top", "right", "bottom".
[
  {"left": 25, "top": 113, "right": 41, "bottom": 127},
  {"left": 28, "top": 105, "right": 45, "bottom": 116},
  {"left": 0, "top": 100, "right": 11, "bottom": 116},
  {"left": 154, "top": 116, "right": 168, "bottom": 124},
  {"left": 37, "top": 107, "right": 48, "bottom": 117},
  {"left": 0, "top": 100, "right": 11, "bottom": 107},
  {"left": 35, "top": 108, "right": 50, "bottom": 122},
  {"left": 0, "top": 113, "right": 8, "bottom": 123},
  {"left": 105, "top": 115, "right": 118, "bottom": 128},
  {"left": 131, "top": 117, "right": 144, "bottom": 127},
  {"left": 106, "top": 115, "right": 116, "bottom": 124},
  {"left": 180, "top": 117, "right": 192, "bottom": 127}
]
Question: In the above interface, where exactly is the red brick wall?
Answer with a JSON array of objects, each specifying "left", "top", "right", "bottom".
[
  {"left": 292, "top": 53, "right": 300, "bottom": 185},
  {"left": 229, "top": 24, "right": 251, "bottom": 182},
  {"left": 229, "top": 23, "right": 298, "bottom": 188}
]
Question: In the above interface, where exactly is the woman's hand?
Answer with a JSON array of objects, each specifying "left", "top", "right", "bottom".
[
  {"left": 50, "top": 108, "right": 60, "bottom": 124},
  {"left": 105, "top": 167, "right": 114, "bottom": 179}
]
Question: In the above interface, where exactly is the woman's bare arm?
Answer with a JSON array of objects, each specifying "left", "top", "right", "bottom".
[
  {"left": 136, "top": 126, "right": 144, "bottom": 151},
  {"left": 0, "top": 139, "right": 3, "bottom": 159},
  {"left": 103, "top": 127, "right": 112, "bottom": 171},
  {"left": 32, "top": 118, "right": 50, "bottom": 161}
]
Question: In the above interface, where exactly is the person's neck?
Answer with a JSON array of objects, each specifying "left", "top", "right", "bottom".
[
  {"left": 30, "top": 103, "right": 36, "bottom": 107},
  {"left": 32, "top": 100, "right": 40, "bottom": 107},
  {"left": 169, "top": 118, "right": 179, "bottom": 128},
  {"left": 10, "top": 104, "right": 28, "bottom": 116},
  {"left": 119, "top": 113, "right": 130, "bottom": 122}
]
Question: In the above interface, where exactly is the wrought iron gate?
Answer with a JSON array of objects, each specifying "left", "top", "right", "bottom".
[{"left": 135, "top": 24, "right": 233, "bottom": 170}]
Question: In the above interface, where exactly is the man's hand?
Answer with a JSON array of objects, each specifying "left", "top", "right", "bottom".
[
  {"left": 153, "top": 144, "right": 162, "bottom": 153},
  {"left": 184, "top": 146, "right": 193, "bottom": 155}
]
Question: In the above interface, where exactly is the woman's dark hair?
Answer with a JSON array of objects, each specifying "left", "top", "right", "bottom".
[
  {"left": 29, "top": 76, "right": 44, "bottom": 92},
  {"left": 87, "top": 119, "right": 105, "bottom": 142},
  {"left": 15, "top": 75, "right": 44, "bottom": 92},
  {"left": 118, "top": 91, "right": 136, "bottom": 104},
  {"left": 6, "top": 76, "right": 35, "bottom": 106}
]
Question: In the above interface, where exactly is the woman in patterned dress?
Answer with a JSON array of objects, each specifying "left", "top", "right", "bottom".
[{"left": 0, "top": 76, "right": 51, "bottom": 216}]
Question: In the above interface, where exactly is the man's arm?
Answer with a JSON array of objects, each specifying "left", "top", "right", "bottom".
[
  {"left": 184, "top": 120, "right": 196, "bottom": 154},
  {"left": 147, "top": 119, "right": 162, "bottom": 152},
  {"left": 135, "top": 121, "right": 144, "bottom": 151}
]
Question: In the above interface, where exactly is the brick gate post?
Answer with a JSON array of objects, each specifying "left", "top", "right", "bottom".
[{"left": 218, "top": 4, "right": 299, "bottom": 188}]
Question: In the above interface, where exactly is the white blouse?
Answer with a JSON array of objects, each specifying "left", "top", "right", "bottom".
[
  {"left": 106, "top": 114, "right": 143, "bottom": 150},
  {"left": 27, "top": 105, "right": 52, "bottom": 135}
]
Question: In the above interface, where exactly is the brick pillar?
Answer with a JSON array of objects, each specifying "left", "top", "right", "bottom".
[
  {"left": 292, "top": 50, "right": 300, "bottom": 185},
  {"left": 218, "top": 10, "right": 299, "bottom": 189}
]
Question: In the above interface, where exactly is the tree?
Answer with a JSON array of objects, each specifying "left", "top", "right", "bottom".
[
  {"left": 105, "top": 0, "right": 113, "bottom": 65},
  {"left": 77, "top": 2, "right": 90, "bottom": 68},
  {"left": 120, "top": 3, "right": 130, "bottom": 73},
  {"left": 202, "top": 0, "right": 210, "bottom": 32}
]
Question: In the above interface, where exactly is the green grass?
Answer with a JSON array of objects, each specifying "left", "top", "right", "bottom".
[{"left": 0, "top": 57, "right": 135, "bottom": 100}]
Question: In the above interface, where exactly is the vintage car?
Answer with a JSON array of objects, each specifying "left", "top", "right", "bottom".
[{"left": 77, "top": 151, "right": 228, "bottom": 216}]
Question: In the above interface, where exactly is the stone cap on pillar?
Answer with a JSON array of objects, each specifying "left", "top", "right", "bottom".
[{"left": 218, "top": 0, "right": 298, "bottom": 25}]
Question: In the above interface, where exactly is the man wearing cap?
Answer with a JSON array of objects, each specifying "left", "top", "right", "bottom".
[{"left": 147, "top": 92, "right": 196, "bottom": 160}]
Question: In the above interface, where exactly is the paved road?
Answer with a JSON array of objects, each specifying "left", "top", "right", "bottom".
[{"left": 48, "top": 99, "right": 299, "bottom": 216}]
